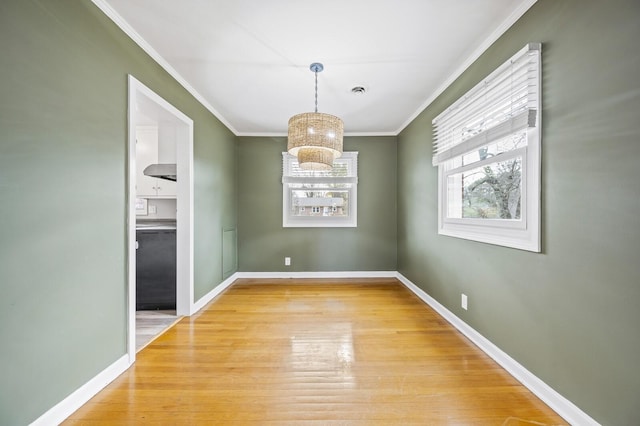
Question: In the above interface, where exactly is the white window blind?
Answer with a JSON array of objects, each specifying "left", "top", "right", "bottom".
[
  {"left": 282, "top": 152, "right": 358, "bottom": 227},
  {"left": 282, "top": 152, "right": 358, "bottom": 185},
  {"left": 432, "top": 43, "right": 541, "bottom": 166}
]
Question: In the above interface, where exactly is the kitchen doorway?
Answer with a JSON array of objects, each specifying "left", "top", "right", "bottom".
[{"left": 127, "top": 75, "right": 194, "bottom": 362}]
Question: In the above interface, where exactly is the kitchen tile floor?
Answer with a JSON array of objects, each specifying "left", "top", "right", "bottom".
[{"left": 135, "top": 310, "right": 180, "bottom": 351}]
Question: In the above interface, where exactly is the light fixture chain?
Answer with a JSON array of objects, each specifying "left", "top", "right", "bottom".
[
  {"left": 314, "top": 69, "right": 318, "bottom": 113},
  {"left": 287, "top": 62, "right": 343, "bottom": 171}
]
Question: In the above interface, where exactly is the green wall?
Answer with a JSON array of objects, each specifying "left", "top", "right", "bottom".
[
  {"left": 0, "top": 1, "right": 236, "bottom": 424},
  {"left": 237, "top": 136, "right": 397, "bottom": 272},
  {"left": 397, "top": 0, "right": 640, "bottom": 424},
  {"left": 3, "top": 0, "right": 639, "bottom": 424}
]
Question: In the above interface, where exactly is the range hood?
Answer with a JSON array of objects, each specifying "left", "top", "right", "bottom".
[{"left": 143, "top": 163, "right": 177, "bottom": 182}]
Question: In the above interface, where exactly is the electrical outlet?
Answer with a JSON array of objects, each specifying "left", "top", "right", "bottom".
[
  {"left": 461, "top": 294, "right": 468, "bottom": 310},
  {"left": 284, "top": 257, "right": 291, "bottom": 266},
  {"left": 148, "top": 205, "right": 157, "bottom": 214}
]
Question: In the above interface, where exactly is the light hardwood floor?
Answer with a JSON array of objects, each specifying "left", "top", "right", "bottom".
[{"left": 65, "top": 278, "right": 566, "bottom": 425}]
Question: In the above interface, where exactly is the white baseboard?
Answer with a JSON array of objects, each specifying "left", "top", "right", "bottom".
[
  {"left": 191, "top": 272, "right": 240, "bottom": 314},
  {"left": 30, "top": 354, "right": 130, "bottom": 426},
  {"left": 235, "top": 271, "right": 397, "bottom": 279},
  {"left": 33, "top": 274, "right": 238, "bottom": 425},
  {"left": 395, "top": 272, "right": 599, "bottom": 426},
  {"left": 191, "top": 271, "right": 395, "bottom": 311},
  {"left": 34, "top": 271, "right": 597, "bottom": 426}
]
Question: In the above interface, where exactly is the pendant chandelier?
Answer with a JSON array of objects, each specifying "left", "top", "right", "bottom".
[{"left": 287, "top": 62, "right": 343, "bottom": 170}]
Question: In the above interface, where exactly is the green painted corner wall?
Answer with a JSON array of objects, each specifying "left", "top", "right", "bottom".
[
  {"left": 237, "top": 136, "right": 397, "bottom": 272},
  {"left": 0, "top": 1, "right": 236, "bottom": 424},
  {"left": 2, "top": 0, "right": 639, "bottom": 424},
  {"left": 397, "top": 0, "right": 640, "bottom": 424}
]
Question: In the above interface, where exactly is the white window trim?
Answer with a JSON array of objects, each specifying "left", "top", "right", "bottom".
[
  {"left": 282, "top": 152, "right": 358, "bottom": 228},
  {"left": 442, "top": 147, "right": 528, "bottom": 230},
  {"left": 433, "top": 43, "right": 541, "bottom": 252}
]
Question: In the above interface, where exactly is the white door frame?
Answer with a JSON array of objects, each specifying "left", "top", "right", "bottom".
[{"left": 127, "top": 75, "right": 194, "bottom": 362}]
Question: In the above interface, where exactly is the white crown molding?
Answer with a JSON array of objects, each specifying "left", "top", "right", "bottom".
[
  {"left": 91, "top": 0, "right": 537, "bottom": 139},
  {"left": 395, "top": 272, "right": 599, "bottom": 426},
  {"left": 235, "top": 131, "right": 398, "bottom": 138},
  {"left": 396, "top": 0, "right": 539, "bottom": 135},
  {"left": 235, "top": 132, "right": 288, "bottom": 138},
  {"left": 343, "top": 132, "right": 398, "bottom": 138},
  {"left": 90, "top": 0, "right": 239, "bottom": 135}
]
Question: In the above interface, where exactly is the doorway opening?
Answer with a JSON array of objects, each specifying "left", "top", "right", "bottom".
[{"left": 127, "top": 75, "right": 194, "bottom": 362}]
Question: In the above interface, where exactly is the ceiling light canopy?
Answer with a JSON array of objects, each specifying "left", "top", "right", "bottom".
[{"left": 287, "top": 63, "right": 343, "bottom": 170}]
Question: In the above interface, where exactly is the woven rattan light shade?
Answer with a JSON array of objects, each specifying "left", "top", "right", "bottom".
[
  {"left": 287, "top": 62, "right": 344, "bottom": 170},
  {"left": 287, "top": 112, "right": 343, "bottom": 170},
  {"left": 295, "top": 147, "right": 336, "bottom": 171}
]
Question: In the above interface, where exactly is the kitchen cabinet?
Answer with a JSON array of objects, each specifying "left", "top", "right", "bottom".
[
  {"left": 136, "top": 126, "right": 176, "bottom": 198},
  {"left": 136, "top": 225, "right": 176, "bottom": 310}
]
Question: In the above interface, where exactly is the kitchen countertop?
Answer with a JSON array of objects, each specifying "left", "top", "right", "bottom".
[{"left": 136, "top": 219, "right": 177, "bottom": 230}]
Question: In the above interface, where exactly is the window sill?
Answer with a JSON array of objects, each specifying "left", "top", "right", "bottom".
[{"left": 439, "top": 223, "right": 540, "bottom": 252}]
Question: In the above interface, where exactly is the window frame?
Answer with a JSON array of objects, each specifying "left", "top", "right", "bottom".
[
  {"left": 433, "top": 44, "right": 541, "bottom": 252},
  {"left": 282, "top": 151, "right": 358, "bottom": 228},
  {"left": 441, "top": 145, "right": 528, "bottom": 230}
]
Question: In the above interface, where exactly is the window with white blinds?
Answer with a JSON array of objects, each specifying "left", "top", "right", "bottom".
[
  {"left": 433, "top": 43, "right": 540, "bottom": 166},
  {"left": 282, "top": 152, "right": 358, "bottom": 227},
  {"left": 432, "top": 43, "right": 541, "bottom": 252}
]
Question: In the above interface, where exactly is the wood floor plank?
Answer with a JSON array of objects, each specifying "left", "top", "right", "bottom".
[{"left": 64, "top": 278, "right": 567, "bottom": 425}]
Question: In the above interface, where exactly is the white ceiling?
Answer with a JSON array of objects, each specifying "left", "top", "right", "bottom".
[{"left": 98, "top": 0, "right": 536, "bottom": 136}]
